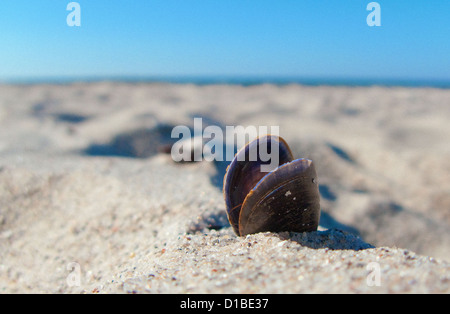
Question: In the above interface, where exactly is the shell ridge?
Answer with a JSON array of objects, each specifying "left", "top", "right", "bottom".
[
  {"left": 248, "top": 158, "right": 312, "bottom": 195},
  {"left": 241, "top": 175, "right": 314, "bottom": 233}
]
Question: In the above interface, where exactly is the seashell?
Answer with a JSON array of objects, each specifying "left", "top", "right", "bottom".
[{"left": 223, "top": 135, "right": 320, "bottom": 236}]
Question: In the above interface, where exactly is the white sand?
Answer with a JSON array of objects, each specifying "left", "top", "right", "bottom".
[{"left": 0, "top": 82, "right": 449, "bottom": 293}]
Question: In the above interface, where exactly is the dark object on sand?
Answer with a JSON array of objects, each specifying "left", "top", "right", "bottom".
[{"left": 223, "top": 135, "right": 321, "bottom": 236}]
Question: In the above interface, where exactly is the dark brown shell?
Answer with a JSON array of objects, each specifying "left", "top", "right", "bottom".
[{"left": 223, "top": 135, "right": 320, "bottom": 236}]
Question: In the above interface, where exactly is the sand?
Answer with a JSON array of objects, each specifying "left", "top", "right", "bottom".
[{"left": 0, "top": 82, "right": 449, "bottom": 293}]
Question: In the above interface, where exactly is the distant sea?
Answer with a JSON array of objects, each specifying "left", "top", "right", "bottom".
[{"left": 2, "top": 76, "right": 450, "bottom": 89}]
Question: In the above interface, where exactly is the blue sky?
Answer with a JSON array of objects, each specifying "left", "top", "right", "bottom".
[{"left": 0, "top": 1, "right": 449, "bottom": 82}]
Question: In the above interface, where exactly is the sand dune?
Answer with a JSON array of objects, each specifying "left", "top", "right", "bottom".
[{"left": 0, "top": 82, "right": 449, "bottom": 293}]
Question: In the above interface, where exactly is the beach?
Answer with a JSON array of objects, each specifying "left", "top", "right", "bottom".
[{"left": 0, "top": 82, "right": 449, "bottom": 293}]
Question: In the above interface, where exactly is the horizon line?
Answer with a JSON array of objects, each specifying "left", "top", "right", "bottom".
[{"left": 1, "top": 75, "right": 450, "bottom": 88}]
